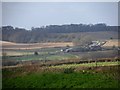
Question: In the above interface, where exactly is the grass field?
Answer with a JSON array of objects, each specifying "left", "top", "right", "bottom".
[
  {"left": 3, "top": 64, "right": 119, "bottom": 88},
  {"left": 2, "top": 53, "right": 78, "bottom": 61}
]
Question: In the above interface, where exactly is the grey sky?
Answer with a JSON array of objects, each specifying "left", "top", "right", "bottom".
[{"left": 2, "top": 2, "right": 118, "bottom": 30}]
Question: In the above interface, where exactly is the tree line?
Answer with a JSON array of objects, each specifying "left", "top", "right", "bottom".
[{"left": 1, "top": 23, "right": 118, "bottom": 43}]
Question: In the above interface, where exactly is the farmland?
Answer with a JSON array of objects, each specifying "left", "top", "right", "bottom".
[
  {"left": 2, "top": 39, "right": 119, "bottom": 66},
  {"left": 1, "top": 40, "right": 120, "bottom": 88},
  {"left": 1, "top": 41, "right": 73, "bottom": 50}
]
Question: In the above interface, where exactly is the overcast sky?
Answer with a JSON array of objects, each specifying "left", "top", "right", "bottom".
[{"left": 2, "top": 2, "right": 118, "bottom": 30}]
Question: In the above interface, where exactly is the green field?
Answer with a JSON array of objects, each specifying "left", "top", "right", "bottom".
[
  {"left": 2, "top": 72, "right": 118, "bottom": 88},
  {"left": 3, "top": 53, "right": 78, "bottom": 61},
  {"left": 2, "top": 64, "right": 120, "bottom": 88}
]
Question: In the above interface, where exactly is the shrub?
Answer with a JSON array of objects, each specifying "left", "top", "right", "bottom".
[
  {"left": 66, "top": 45, "right": 70, "bottom": 48},
  {"left": 63, "top": 68, "right": 74, "bottom": 74},
  {"left": 34, "top": 51, "right": 38, "bottom": 55}
]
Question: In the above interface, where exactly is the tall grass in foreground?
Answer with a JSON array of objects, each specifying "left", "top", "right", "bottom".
[{"left": 2, "top": 65, "right": 119, "bottom": 88}]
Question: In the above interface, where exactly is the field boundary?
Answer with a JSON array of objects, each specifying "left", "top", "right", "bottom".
[{"left": 2, "top": 58, "right": 120, "bottom": 69}]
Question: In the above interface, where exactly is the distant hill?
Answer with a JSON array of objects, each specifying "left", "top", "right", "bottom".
[{"left": 1, "top": 23, "right": 119, "bottom": 43}]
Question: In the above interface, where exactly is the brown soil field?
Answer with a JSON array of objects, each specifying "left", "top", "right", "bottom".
[
  {"left": 1, "top": 39, "right": 119, "bottom": 50},
  {"left": 1, "top": 41, "right": 73, "bottom": 49},
  {"left": 0, "top": 41, "right": 16, "bottom": 45},
  {"left": 103, "top": 39, "right": 119, "bottom": 47}
]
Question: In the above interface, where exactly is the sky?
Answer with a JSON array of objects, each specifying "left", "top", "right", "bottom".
[{"left": 2, "top": 2, "right": 118, "bottom": 30}]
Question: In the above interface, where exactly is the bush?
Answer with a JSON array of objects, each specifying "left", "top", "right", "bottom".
[
  {"left": 34, "top": 51, "right": 38, "bottom": 55},
  {"left": 63, "top": 68, "right": 74, "bottom": 74},
  {"left": 66, "top": 45, "right": 70, "bottom": 48}
]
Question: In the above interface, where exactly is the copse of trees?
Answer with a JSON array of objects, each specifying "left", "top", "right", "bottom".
[{"left": 1, "top": 23, "right": 118, "bottom": 43}]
